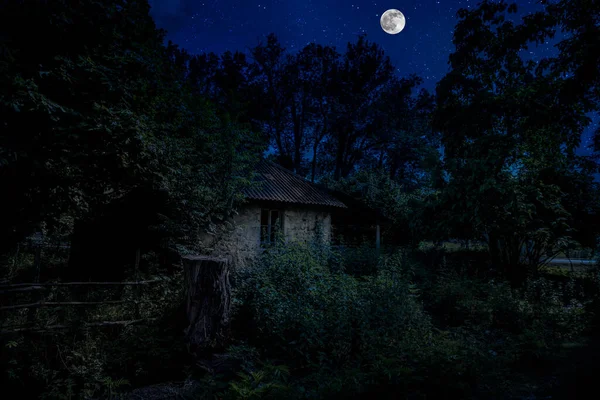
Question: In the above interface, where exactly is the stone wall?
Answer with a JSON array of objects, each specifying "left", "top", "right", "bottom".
[
  {"left": 200, "top": 203, "right": 333, "bottom": 268},
  {"left": 231, "top": 205, "right": 263, "bottom": 252},
  {"left": 195, "top": 206, "right": 261, "bottom": 269},
  {"left": 282, "top": 206, "right": 331, "bottom": 244},
  {"left": 232, "top": 204, "right": 331, "bottom": 259}
]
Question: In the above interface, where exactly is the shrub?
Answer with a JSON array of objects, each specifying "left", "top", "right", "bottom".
[
  {"left": 235, "top": 240, "right": 433, "bottom": 372},
  {"left": 337, "top": 241, "right": 381, "bottom": 276}
]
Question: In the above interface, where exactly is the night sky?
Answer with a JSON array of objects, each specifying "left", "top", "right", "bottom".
[{"left": 148, "top": 0, "right": 597, "bottom": 154}]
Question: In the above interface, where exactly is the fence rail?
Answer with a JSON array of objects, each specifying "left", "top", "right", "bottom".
[
  {"left": 0, "top": 277, "right": 165, "bottom": 334},
  {"left": 1, "top": 318, "right": 159, "bottom": 335},
  {"left": 0, "top": 279, "right": 163, "bottom": 291}
]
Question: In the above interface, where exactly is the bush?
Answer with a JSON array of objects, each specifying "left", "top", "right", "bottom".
[
  {"left": 230, "top": 240, "right": 446, "bottom": 398},
  {"left": 336, "top": 241, "right": 381, "bottom": 276},
  {"left": 206, "top": 241, "right": 600, "bottom": 399},
  {"left": 235, "top": 240, "right": 362, "bottom": 367}
]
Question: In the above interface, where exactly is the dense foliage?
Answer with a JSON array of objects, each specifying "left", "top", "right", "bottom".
[
  {"left": 198, "top": 241, "right": 600, "bottom": 399},
  {"left": 0, "top": 0, "right": 263, "bottom": 271},
  {"left": 430, "top": 0, "right": 600, "bottom": 283}
]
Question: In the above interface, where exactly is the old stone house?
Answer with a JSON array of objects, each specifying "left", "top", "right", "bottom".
[{"left": 221, "top": 160, "right": 385, "bottom": 264}]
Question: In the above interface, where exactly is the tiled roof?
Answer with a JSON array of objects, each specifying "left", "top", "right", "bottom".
[{"left": 243, "top": 160, "right": 347, "bottom": 208}]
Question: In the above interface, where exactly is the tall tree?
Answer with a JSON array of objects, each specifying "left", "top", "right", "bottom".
[
  {"left": 327, "top": 35, "right": 396, "bottom": 180},
  {"left": 365, "top": 75, "right": 439, "bottom": 189},
  {"left": 0, "top": 0, "right": 264, "bottom": 278},
  {"left": 281, "top": 48, "right": 313, "bottom": 173},
  {"left": 536, "top": 0, "right": 600, "bottom": 154},
  {"left": 187, "top": 51, "right": 220, "bottom": 98},
  {"left": 433, "top": 0, "right": 598, "bottom": 282},
  {"left": 248, "top": 33, "right": 291, "bottom": 158},
  {"left": 0, "top": 0, "right": 166, "bottom": 253},
  {"left": 301, "top": 44, "right": 342, "bottom": 182}
]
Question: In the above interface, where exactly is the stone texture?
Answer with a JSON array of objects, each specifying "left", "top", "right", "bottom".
[
  {"left": 282, "top": 206, "right": 331, "bottom": 244},
  {"left": 198, "top": 203, "right": 333, "bottom": 268}
]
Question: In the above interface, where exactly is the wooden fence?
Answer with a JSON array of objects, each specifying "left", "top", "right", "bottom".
[
  {"left": 0, "top": 278, "right": 165, "bottom": 334},
  {"left": 2, "top": 233, "right": 233, "bottom": 346},
  {"left": 1, "top": 232, "right": 175, "bottom": 334}
]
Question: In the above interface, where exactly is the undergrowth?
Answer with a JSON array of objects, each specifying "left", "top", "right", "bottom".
[{"left": 2, "top": 240, "right": 600, "bottom": 399}]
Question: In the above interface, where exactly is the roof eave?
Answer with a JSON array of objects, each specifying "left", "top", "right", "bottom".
[{"left": 243, "top": 195, "right": 348, "bottom": 209}]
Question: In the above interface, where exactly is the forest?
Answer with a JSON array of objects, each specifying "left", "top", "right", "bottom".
[{"left": 1, "top": 0, "right": 600, "bottom": 398}]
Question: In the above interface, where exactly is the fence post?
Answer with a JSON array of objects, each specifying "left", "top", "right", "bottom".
[
  {"left": 26, "top": 236, "right": 43, "bottom": 324},
  {"left": 133, "top": 247, "right": 141, "bottom": 319}
]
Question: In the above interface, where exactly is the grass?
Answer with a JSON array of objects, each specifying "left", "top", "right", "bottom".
[
  {"left": 541, "top": 265, "right": 596, "bottom": 279},
  {"left": 419, "top": 241, "right": 487, "bottom": 251}
]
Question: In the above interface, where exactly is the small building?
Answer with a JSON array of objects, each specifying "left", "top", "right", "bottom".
[{"left": 218, "top": 160, "right": 385, "bottom": 265}]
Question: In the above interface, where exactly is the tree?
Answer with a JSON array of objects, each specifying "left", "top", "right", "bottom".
[
  {"left": 247, "top": 33, "right": 291, "bottom": 159},
  {"left": 539, "top": 0, "right": 600, "bottom": 153},
  {"left": 188, "top": 51, "right": 220, "bottom": 98},
  {"left": 365, "top": 76, "right": 440, "bottom": 189},
  {"left": 299, "top": 44, "right": 342, "bottom": 182},
  {"left": 214, "top": 50, "right": 253, "bottom": 122},
  {"left": 0, "top": 0, "right": 166, "bottom": 254},
  {"left": 331, "top": 168, "right": 430, "bottom": 247},
  {"left": 433, "top": 0, "right": 599, "bottom": 283},
  {"left": 325, "top": 35, "right": 396, "bottom": 180},
  {"left": 0, "top": 0, "right": 264, "bottom": 279},
  {"left": 281, "top": 46, "right": 319, "bottom": 174}
]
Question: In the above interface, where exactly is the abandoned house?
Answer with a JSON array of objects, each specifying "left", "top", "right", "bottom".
[{"left": 218, "top": 160, "right": 386, "bottom": 263}]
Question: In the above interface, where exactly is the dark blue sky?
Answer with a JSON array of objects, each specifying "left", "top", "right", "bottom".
[{"left": 148, "top": 0, "right": 596, "bottom": 154}]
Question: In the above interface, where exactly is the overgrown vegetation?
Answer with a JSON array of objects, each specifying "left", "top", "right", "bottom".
[{"left": 4, "top": 236, "right": 600, "bottom": 399}]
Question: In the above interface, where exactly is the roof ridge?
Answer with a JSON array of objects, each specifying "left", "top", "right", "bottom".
[
  {"left": 264, "top": 160, "right": 310, "bottom": 182},
  {"left": 263, "top": 160, "right": 329, "bottom": 192}
]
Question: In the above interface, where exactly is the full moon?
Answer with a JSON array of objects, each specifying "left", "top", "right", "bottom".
[{"left": 380, "top": 9, "right": 406, "bottom": 35}]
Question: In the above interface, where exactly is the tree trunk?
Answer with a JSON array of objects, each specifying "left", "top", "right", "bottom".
[
  {"left": 183, "top": 255, "right": 231, "bottom": 357},
  {"left": 311, "top": 124, "right": 326, "bottom": 183},
  {"left": 311, "top": 144, "right": 318, "bottom": 183},
  {"left": 334, "top": 128, "right": 347, "bottom": 181},
  {"left": 291, "top": 98, "right": 304, "bottom": 174},
  {"left": 294, "top": 143, "right": 301, "bottom": 174},
  {"left": 274, "top": 126, "right": 284, "bottom": 156},
  {"left": 26, "top": 241, "right": 42, "bottom": 323},
  {"left": 133, "top": 247, "right": 141, "bottom": 319}
]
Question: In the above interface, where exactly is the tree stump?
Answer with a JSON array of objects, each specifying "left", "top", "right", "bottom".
[{"left": 182, "top": 255, "right": 231, "bottom": 356}]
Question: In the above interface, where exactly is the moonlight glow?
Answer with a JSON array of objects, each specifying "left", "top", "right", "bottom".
[{"left": 380, "top": 9, "right": 406, "bottom": 35}]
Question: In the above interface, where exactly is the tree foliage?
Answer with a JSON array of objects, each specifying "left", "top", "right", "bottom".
[
  {"left": 0, "top": 0, "right": 264, "bottom": 272},
  {"left": 431, "top": 0, "right": 600, "bottom": 282}
]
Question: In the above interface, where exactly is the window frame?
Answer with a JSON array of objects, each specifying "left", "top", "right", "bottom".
[{"left": 260, "top": 208, "right": 284, "bottom": 245}]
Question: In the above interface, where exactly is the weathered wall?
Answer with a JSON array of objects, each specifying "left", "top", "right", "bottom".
[
  {"left": 231, "top": 205, "right": 263, "bottom": 252},
  {"left": 200, "top": 203, "right": 333, "bottom": 269},
  {"left": 230, "top": 204, "right": 332, "bottom": 248},
  {"left": 196, "top": 205, "right": 261, "bottom": 269},
  {"left": 282, "top": 206, "right": 331, "bottom": 244}
]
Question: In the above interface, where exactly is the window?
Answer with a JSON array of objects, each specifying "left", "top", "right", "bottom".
[{"left": 260, "top": 209, "right": 283, "bottom": 245}]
